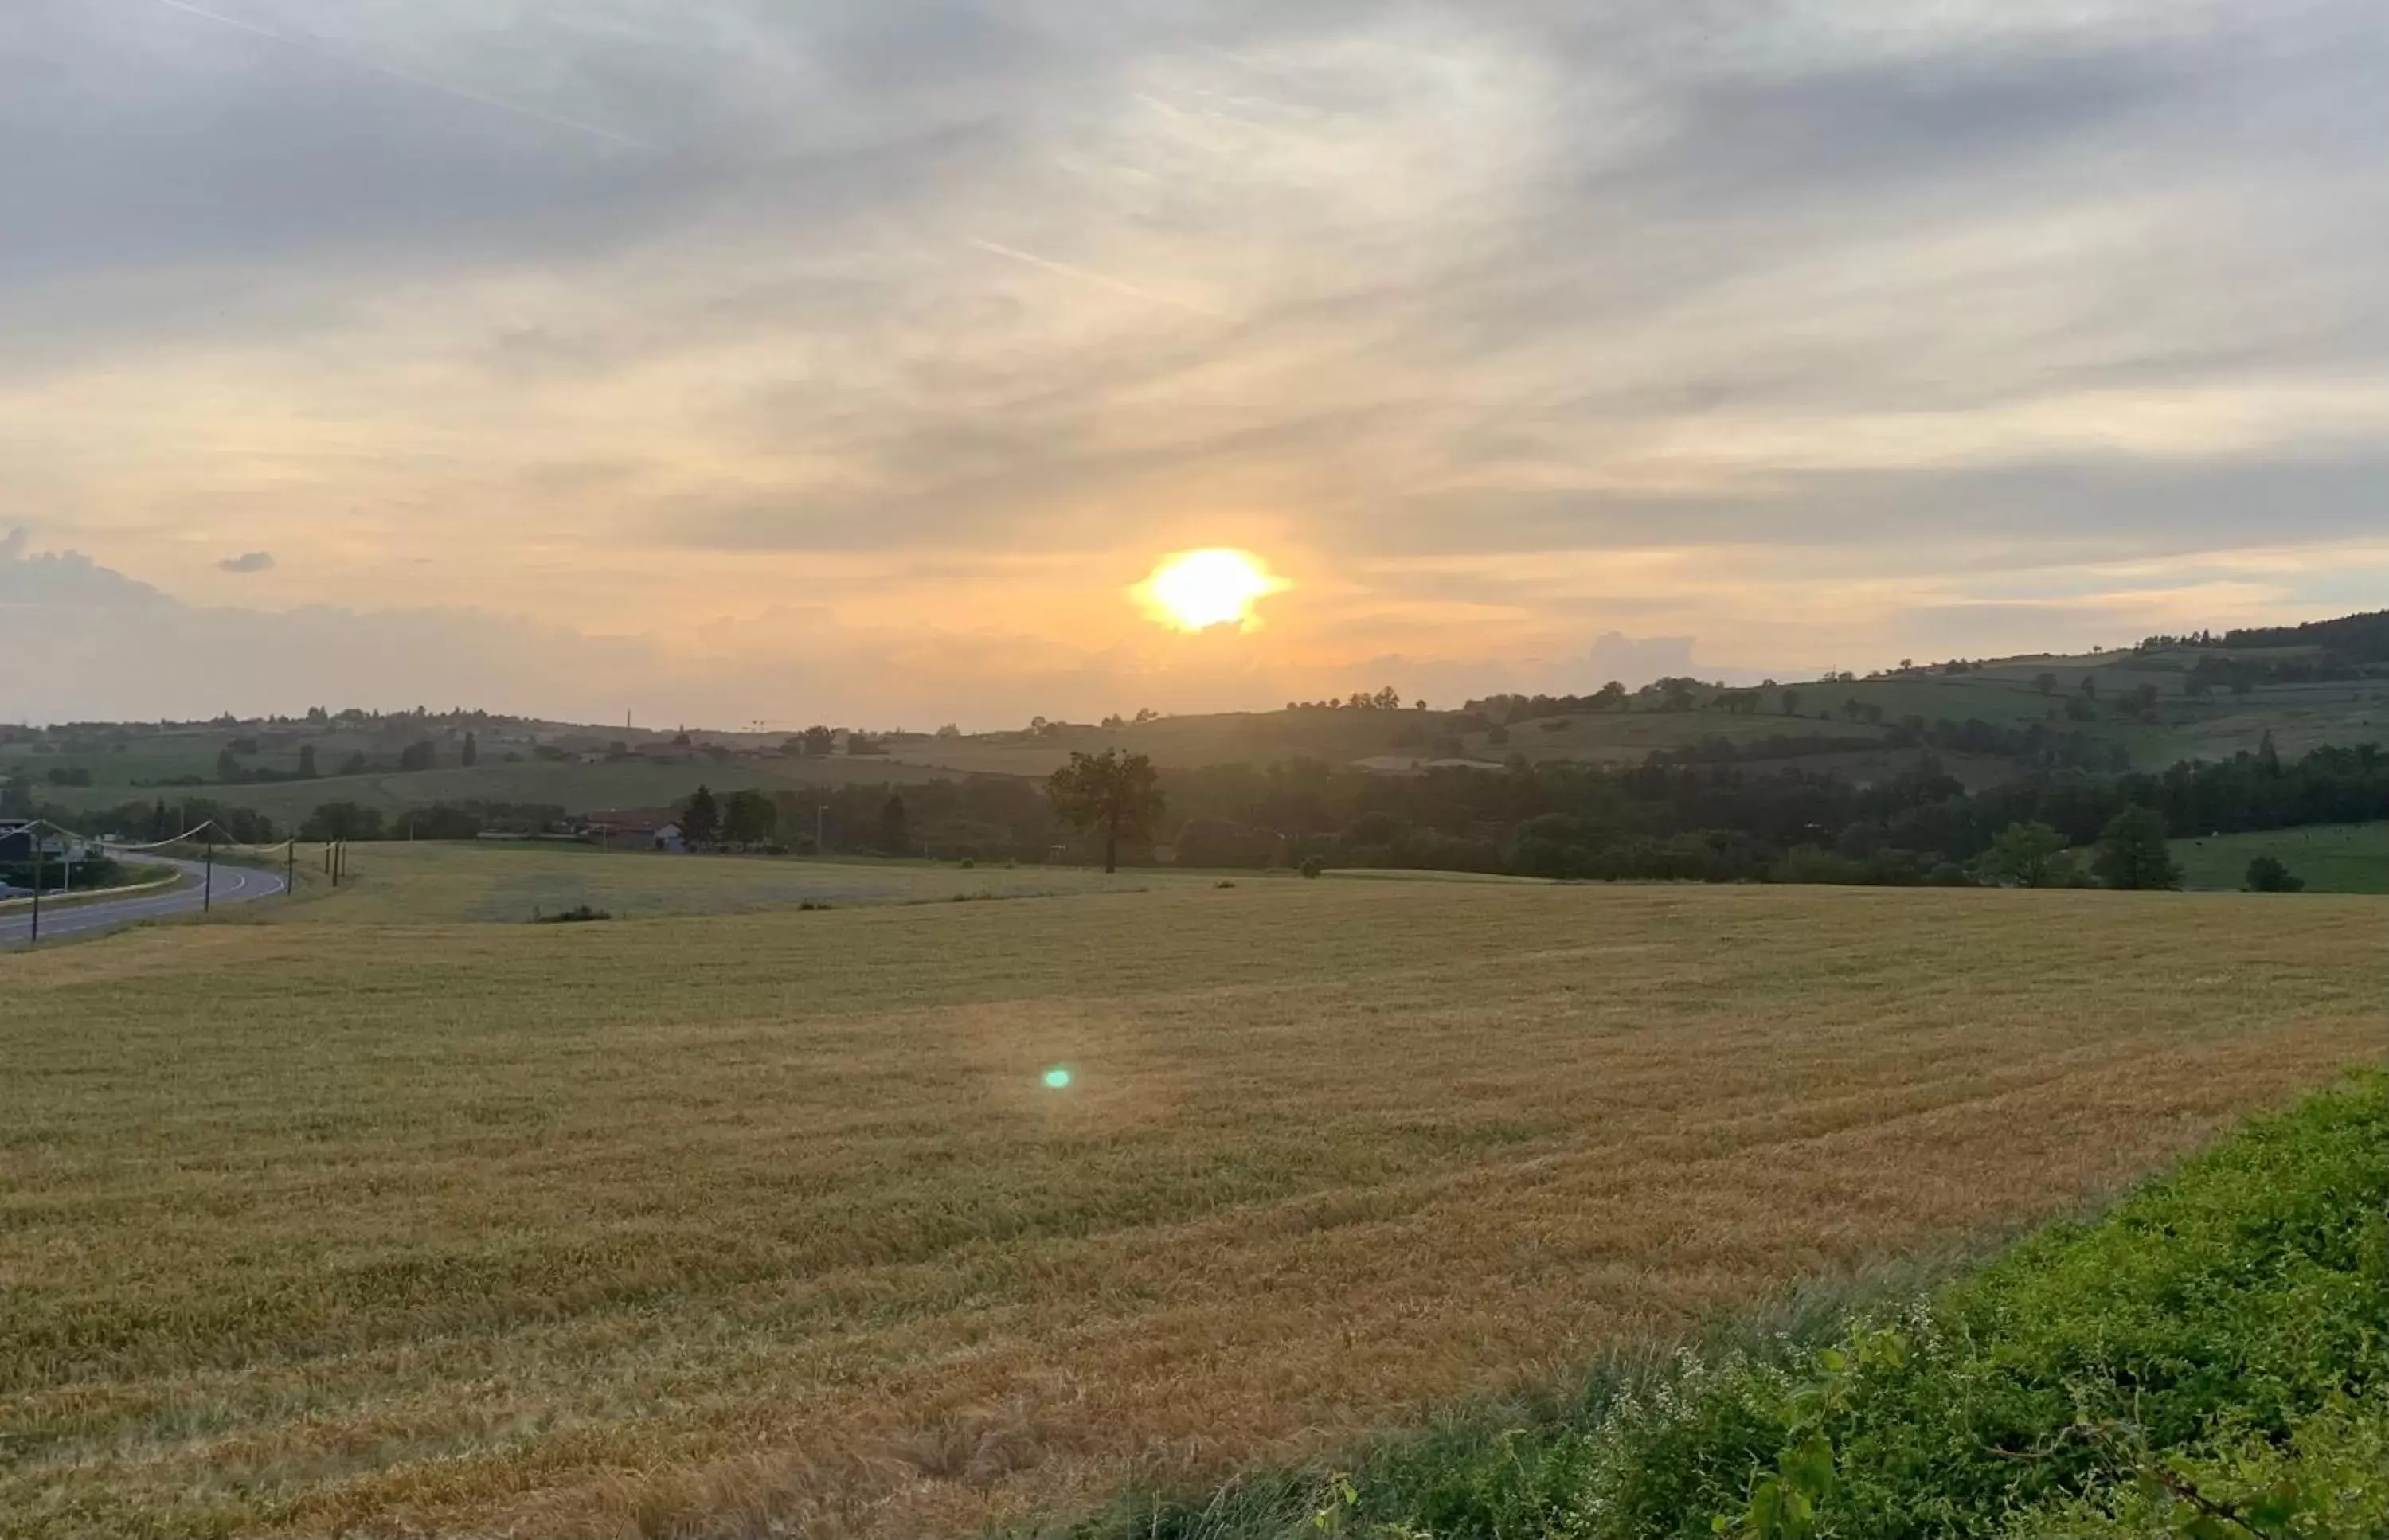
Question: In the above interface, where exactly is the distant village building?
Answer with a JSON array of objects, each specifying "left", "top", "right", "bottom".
[{"left": 581, "top": 810, "right": 684, "bottom": 854}]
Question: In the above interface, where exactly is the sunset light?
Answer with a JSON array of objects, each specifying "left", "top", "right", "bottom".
[{"left": 1137, "top": 549, "right": 1286, "bottom": 633}]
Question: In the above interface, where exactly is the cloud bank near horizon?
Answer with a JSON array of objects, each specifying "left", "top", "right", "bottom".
[{"left": 6, "top": 0, "right": 2387, "bottom": 723}]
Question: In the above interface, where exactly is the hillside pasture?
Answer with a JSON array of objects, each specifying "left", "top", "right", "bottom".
[
  {"left": 28, "top": 752, "right": 962, "bottom": 827},
  {"left": 2175, "top": 820, "right": 2389, "bottom": 893},
  {"left": 4, "top": 881, "right": 2383, "bottom": 1539},
  {"left": 1464, "top": 708, "right": 1892, "bottom": 764}
]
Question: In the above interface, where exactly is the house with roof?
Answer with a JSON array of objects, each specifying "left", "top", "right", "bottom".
[{"left": 581, "top": 809, "right": 684, "bottom": 853}]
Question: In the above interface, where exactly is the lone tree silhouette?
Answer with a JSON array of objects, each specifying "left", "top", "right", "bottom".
[{"left": 1046, "top": 749, "right": 1163, "bottom": 874}]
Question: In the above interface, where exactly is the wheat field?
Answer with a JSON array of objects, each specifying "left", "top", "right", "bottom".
[{"left": 2, "top": 879, "right": 2383, "bottom": 1539}]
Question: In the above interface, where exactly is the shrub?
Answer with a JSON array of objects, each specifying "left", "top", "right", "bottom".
[
  {"left": 1299, "top": 855, "right": 1325, "bottom": 879},
  {"left": 2244, "top": 854, "right": 2305, "bottom": 892},
  {"left": 532, "top": 905, "right": 610, "bottom": 924}
]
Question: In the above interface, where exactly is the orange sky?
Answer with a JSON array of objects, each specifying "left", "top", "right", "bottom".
[{"left": 6, "top": 1, "right": 2388, "bottom": 725}]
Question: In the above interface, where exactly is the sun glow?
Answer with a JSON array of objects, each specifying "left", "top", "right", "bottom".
[{"left": 1137, "top": 549, "right": 1286, "bottom": 632}]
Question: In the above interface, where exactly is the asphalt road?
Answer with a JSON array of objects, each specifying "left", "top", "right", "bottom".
[{"left": 0, "top": 854, "right": 289, "bottom": 948}]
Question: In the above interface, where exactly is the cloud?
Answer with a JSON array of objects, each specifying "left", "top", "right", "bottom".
[
  {"left": 1587, "top": 634, "right": 1699, "bottom": 690},
  {"left": 5, "top": 2, "right": 2389, "bottom": 720},
  {"left": 217, "top": 550, "right": 276, "bottom": 573}
]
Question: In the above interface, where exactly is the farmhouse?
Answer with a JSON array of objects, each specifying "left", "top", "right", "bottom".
[{"left": 581, "top": 809, "right": 684, "bottom": 853}]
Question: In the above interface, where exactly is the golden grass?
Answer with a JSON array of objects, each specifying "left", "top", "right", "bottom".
[
  {"left": 296, "top": 842, "right": 1221, "bottom": 924},
  {"left": 2, "top": 882, "right": 2383, "bottom": 1539}
]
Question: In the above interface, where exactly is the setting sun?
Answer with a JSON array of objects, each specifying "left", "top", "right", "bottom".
[{"left": 1136, "top": 549, "right": 1287, "bottom": 633}]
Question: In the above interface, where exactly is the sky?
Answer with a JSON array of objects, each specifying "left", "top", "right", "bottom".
[{"left": 5, "top": 0, "right": 2387, "bottom": 728}]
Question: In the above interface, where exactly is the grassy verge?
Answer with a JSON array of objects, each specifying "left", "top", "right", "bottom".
[{"left": 1046, "top": 1073, "right": 2389, "bottom": 1540}]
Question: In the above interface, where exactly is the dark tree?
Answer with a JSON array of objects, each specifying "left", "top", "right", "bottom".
[
  {"left": 297, "top": 744, "right": 319, "bottom": 778},
  {"left": 1046, "top": 749, "right": 1164, "bottom": 874},
  {"left": 722, "top": 789, "right": 776, "bottom": 848},
  {"left": 877, "top": 794, "right": 910, "bottom": 855},
  {"left": 339, "top": 751, "right": 369, "bottom": 776},
  {"left": 216, "top": 745, "right": 242, "bottom": 782},
  {"left": 680, "top": 784, "right": 721, "bottom": 848},
  {"left": 2035, "top": 672, "right": 2058, "bottom": 697},
  {"left": 300, "top": 801, "right": 384, "bottom": 842},
  {"left": 1781, "top": 688, "right": 1802, "bottom": 717},
  {"left": 399, "top": 740, "right": 437, "bottom": 772},
  {"left": 2090, "top": 805, "right": 2182, "bottom": 890},
  {"left": 2243, "top": 855, "right": 2305, "bottom": 893},
  {"left": 461, "top": 732, "right": 479, "bottom": 768},
  {"left": 2080, "top": 674, "right": 2098, "bottom": 701}
]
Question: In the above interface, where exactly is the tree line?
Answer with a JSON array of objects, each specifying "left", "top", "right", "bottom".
[{"left": 16, "top": 735, "right": 2379, "bottom": 894}]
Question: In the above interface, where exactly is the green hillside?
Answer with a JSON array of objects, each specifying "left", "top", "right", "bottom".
[
  {"left": 10, "top": 616, "right": 2389, "bottom": 835},
  {"left": 2175, "top": 821, "right": 2389, "bottom": 893}
]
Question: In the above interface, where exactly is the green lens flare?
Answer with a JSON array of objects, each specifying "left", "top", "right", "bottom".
[{"left": 1042, "top": 1066, "right": 1073, "bottom": 1090}]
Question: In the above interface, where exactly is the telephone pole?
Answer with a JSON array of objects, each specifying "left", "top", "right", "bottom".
[
  {"left": 27, "top": 837, "right": 41, "bottom": 946},
  {"left": 203, "top": 828, "right": 214, "bottom": 913}
]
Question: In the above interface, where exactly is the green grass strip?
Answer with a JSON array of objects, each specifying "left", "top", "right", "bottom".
[{"left": 1042, "top": 1073, "right": 2387, "bottom": 1540}]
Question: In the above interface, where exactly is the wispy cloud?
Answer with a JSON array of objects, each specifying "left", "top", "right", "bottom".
[
  {"left": 147, "top": 0, "right": 655, "bottom": 151},
  {"left": 4, "top": 1, "right": 2387, "bottom": 720},
  {"left": 964, "top": 239, "right": 1228, "bottom": 320}
]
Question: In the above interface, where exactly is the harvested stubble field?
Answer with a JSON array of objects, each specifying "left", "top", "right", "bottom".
[{"left": 2, "top": 879, "right": 2384, "bottom": 1540}]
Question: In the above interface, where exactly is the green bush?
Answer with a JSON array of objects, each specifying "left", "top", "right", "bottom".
[
  {"left": 532, "top": 905, "right": 611, "bottom": 924},
  {"left": 2244, "top": 854, "right": 2306, "bottom": 893}
]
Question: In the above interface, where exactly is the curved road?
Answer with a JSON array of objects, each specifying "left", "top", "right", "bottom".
[{"left": 0, "top": 854, "right": 289, "bottom": 948}]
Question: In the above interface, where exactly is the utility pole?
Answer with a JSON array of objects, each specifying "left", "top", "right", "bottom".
[
  {"left": 27, "top": 836, "right": 41, "bottom": 946},
  {"left": 815, "top": 804, "right": 827, "bottom": 855},
  {"left": 287, "top": 838, "right": 295, "bottom": 893},
  {"left": 203, "top": 828, "right": 215, "bottom": 913}
]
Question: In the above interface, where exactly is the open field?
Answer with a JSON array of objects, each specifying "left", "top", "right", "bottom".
[
  {"left": 2176, "top": 820, "right": 2389, "bottom": 893},
  {"left": 303, "top": 842, "right": 1232, "bottom": 924},
  {"left": 5, "top": 881, "right": 2384, "bottom": 1539}
]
